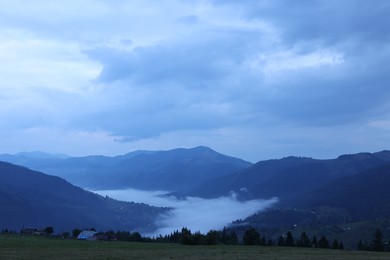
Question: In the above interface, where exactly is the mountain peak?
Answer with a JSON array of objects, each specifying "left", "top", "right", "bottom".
[{"left": 190, "top": 146, "right": 214, "bottom": 152}]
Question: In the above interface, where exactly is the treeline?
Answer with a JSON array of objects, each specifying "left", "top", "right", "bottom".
[
  {"left": 275, "top": 230, "right": 343, "bottom": 249},
  {"left": 150, "top": 227, "right": 344, "bottom": 250},
  {"left": 2, "top": 226, "right": 345, "bottom": 250},
  {"left": 145, "top": 227, "right": 343, "bottom": 250},
  {"left": 151, "top": 227, "right": 239, "bottom": 245},
  {"left": 358, "top": 228, "right": 390, "bottom": 252}
]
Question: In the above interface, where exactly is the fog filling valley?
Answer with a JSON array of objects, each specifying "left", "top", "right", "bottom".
[{"left": 93, "top": 189, "right": 278, "bottom": 236}]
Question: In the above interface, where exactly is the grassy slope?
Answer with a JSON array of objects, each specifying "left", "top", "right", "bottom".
[{"left": 0, "top": 235, "right": 389, "bottom": 260}]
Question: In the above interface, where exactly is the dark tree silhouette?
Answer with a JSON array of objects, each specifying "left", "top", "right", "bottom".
[
  {"left": 332, "top": 239, "right": 340, "bottom": 249},
  {"left": 44, "top": 226, "right": 54, "bottom": 235},
  {"left": 278, "top": 235, "right": 285, "bottom": 246},
  {"left": 205, "top": 230, "right": 219, "bottom": 245},
  {"left": 318, "top": 235, "right": 329, "bottom": 248},
  {"left": 298, "top": 232, "right": 311, "bottom": 247},
  {"left": 371, "top": 228, "right": 385, "bottom": 251},
  {"left": 180, "top": 228, "right": 193, "bottom": 245},
  {"left": 220, "top": 227, "right": 238, "bottom": 245},
  {"left": 243, "top": 227, "right": 260, "bottom": 245},
  {"left": 285, "top": 231, "right": 295, "bottom": 247},
  {"left": 72, "top": 229, "right": 81, "bottom": 238},
  {"left": 311, "top": 235, "right": 318, "bottom": 248}
]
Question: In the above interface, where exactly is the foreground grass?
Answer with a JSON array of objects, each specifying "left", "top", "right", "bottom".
[{"left": 1, "top": 235, "right": 389, "bottom": 260}]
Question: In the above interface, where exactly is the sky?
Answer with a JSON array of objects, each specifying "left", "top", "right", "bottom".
[{"left": 1, "top": 0, "right": 389, "bottom": 162}]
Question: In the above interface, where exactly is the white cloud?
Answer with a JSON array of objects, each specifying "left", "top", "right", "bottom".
[
  {"left": 0, "top": 29, "right": 100, "bottom": 94},
  {"left": 260, "top": 50, "right": 345, "bottom": 75}
]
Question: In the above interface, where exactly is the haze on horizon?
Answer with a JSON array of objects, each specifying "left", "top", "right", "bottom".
[{"left": 1, "top": 0, "right": 389, "bottom": 162}]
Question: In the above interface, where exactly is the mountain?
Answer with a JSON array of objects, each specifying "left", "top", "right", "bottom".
[
  {"left": 0, "top": 161, "right": 168, "bottom": 232},
  {"left": 0, "top": 146, "right": 252, "bottom": 191},
  {"left": 180, "top": 151, "right": 390, "bottom": 200},
  {"left": 14, "top": 151, "right": 70, "bottom": 159},
  {"left": 289, "top": 162, "right": 390, "bottom": 220},
  {"left": 228, "top": 162, "right": 390, "bottom": 249}
]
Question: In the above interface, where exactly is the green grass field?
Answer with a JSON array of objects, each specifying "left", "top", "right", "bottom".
[{"left": 1, "top": 234, "right": 389, "bottom": 260}]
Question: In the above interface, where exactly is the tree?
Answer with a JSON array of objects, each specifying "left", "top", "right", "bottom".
[
  {"left": 357, "top": 240, "right": 364, "bottom": 250},
  {"left": 221, "top": 227, "right": 238, "bottom": 245},
  {"left": 298, "top": 232, "right": 311, "bottom": 247},
  {"left": 332, "top": 239, "right": 340, "bottom": 249},
  {"left": 285, "top": 232, "right": 295, "bottom": 247},
  {"left": 72, "top": 229, "right": 81, "bottom": 238},
  {"left": 230, "top": 232, "right": 239, "bottom": 245},
  {"left": 243, "top": 227, "right": 260, "bottom": 245},
  {"left": 318, "top": 235, "right": 329, "bottom": 249},
  {"left": 44, "top": 226, "right": 54, "bottom": 235},
  {"left": 260, "top": 236, "right": 266, "bottom": 246},
  {"left": 221, "top": 228, "right": 238, "bottom": 245},
  {"left": 371, "top": 228, "right": 385, "bottom": 251},
  {"left": 277, "top": 235, "right": 285, "bottom": 246},
  {"left": 311, "top": 235, "right": 318, "bottom": 248},
  {"left": 117, "top": 231, "right": 132, "bottom": 241},
  {"left": 165, "top": 230, "right": 180, "bottom": 243},
  {"left": 192, "top": 231, "right": 204, "bottom": 245},
  {"left": 205, "top": 230, "right": 219, "bottom": 245},
  {"left": 180, "top": 228, "right": 193, "bottom": 245},
  {"left": 131, "top": 232, "right": 143, "bottom": 242}
]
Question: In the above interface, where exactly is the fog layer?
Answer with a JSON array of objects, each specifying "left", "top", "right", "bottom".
[{"left": 93, "top": 189, "right": 278, "bottom": 236}]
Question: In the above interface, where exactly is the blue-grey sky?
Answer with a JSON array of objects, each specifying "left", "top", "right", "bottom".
[{"left": 1, "top": 0, "right": 389, "bottom": 162}]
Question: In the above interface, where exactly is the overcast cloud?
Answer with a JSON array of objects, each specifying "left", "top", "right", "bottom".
[{"left": 1, "top": 0, "right": 389, "bottom": 162}]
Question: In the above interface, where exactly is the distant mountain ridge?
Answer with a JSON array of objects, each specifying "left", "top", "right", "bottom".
[
  {"left": 179, "top": 150, "right": 390, "bottom": 200},
  {"left": 14, "top": 151, "right": 70, "bottom": 159},
  {"left": 0, "top": 146, "right": 252, "bottom": 191},
  {"left": 0, "top": 161, "right": 167, "bottom": 232}
]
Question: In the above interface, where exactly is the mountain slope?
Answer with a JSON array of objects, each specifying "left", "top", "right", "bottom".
[
  {"left": 0, "top": 161, "right": 167, "bottom": 232},
  {"left": 0, "top": 146, "right": 252, "bottom": 191},
  {"left": 180, "top": 151, "right": 390, "bottom": 200},
  {"left": 228, "top": 162, "right": 390, "bottom": 249},
  {"left": 288, "top": 163, "right": 390, "bottom": 220}
]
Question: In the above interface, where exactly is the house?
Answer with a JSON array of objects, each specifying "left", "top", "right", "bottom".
[
  {"left": 21, "top": 227, "right": 38, "bottom": 235},
  {"left": 77, "top": 230, "right": 98, "bottom": 240}
]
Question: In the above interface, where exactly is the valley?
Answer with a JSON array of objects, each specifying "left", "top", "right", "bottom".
[{"left": 1, "top": 147, "right": 390, "bottom": 250}]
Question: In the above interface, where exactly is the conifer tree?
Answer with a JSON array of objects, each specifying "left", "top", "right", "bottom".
[
  {"left": 285, "top": 231, "right": 295, "bottom": 247},
  {"left": 332, "top": 239, "right": 339, "bottom": 249},
  {"left": 357, "top": 240, "right": 364, "bottom": 250},
  {"left": 318, "top": 235, "right": 329, "bottom": 248},
  {"left": 298, "top": 232, "right": 311, "bottom": 247},
  {"left": 277, "top": 235, "right": 285, "bottom": 246},
  {"left": 311, "top": 235, "right": 318, "bottom": 248},
  {"left": 371, "top": 228, "right": 385, "bottom": 251},
  {"left": 243, "top": 227, "right": 260, "bottom": 245}
]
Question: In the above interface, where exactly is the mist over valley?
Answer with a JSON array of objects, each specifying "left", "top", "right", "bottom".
[
  {"left": 2, "top": 147, "right": 390, "bottom": 249},
  {"left": 92, "top": 188, "right": 278, "bottom": 236}
]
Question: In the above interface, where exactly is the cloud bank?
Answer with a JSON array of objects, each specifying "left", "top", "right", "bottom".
[{"left": 93, "top": 189, "right": 277, "bottom": 236}]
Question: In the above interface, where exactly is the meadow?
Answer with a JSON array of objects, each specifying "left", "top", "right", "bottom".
[{"left": 0, "top": 234, "right": 389, "bottom": 260}]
